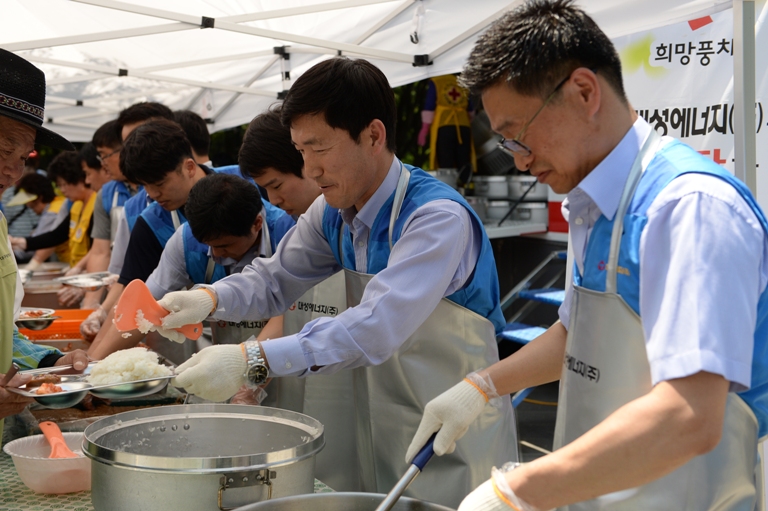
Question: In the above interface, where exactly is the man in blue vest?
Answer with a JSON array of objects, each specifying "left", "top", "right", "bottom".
[
  {"left": 87, "top": 119, "right": 210, "bottom": 359},
  {"left": 90, "top": 173, "right": 294, "bottom": 357},
  {"left": 407, "top": 1, "right": 768, "bottom": 510},
  {"left": 80, "top": 103, "right": 176, "bottom": 341},
  {"left": 151, "top": 57, "right": 517, "bottom": 508}
]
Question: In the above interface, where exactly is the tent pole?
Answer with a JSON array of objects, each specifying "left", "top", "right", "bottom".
[
  {"left": 354, "top": 0, "right": 416, "bottom": 45},
  {"left": 212, "top": 55, "right": 282, "bottom": 122},
  {"left": 732, "top": 0, "right": 756, "bottom": 192},
  {"left": 430, "top": 2, "right": 521, "bottom": 60},
  {"left": 25, "top": 55, "right": 277, "bottom": 97}
]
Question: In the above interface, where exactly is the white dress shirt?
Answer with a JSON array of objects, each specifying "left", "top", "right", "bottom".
[{"left": 559, "top": 118, "right": 768, "bottom": 391}]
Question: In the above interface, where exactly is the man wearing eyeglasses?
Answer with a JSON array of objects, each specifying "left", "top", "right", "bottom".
[{"left": 407, "top": 1, "right": 768, "bottom": 510}]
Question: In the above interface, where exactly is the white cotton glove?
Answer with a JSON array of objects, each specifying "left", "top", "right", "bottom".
[
  {"left": 80, "top": 306, "right": 107, "bottom": 340},
  {"left": 151, "top": 325, "right": 187, "bottom": 344},
  {"left": 158, "top": 289, "right": 214, "bottom": 330},
  {"left": 458, "top": 480, "right": 512, "bottom": 511},
  {"left": 21, "top": 258, "right": 40, "bottom": 271},
  {"left": 405, "top": 375, "right": 492, "bottom": 463},
  {"left": 458, "top": 467, "right": 543, "bottom": 511},
  {"left": 171, "top": 344, "right": 246, "bottom": 402}
]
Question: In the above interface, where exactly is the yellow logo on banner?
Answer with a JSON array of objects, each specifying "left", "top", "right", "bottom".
[{"left": 619, "top": 34, "right": 667, "bottom": 78}]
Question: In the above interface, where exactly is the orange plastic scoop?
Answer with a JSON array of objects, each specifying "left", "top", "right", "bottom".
[
  {"left": 114, "top": 279, "right": 203, "bottom": 340},
  {"left": 39, "top": 421, "right": 78, "bottom": 459}
]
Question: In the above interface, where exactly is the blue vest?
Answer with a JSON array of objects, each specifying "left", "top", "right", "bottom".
[
  {"left": 213, "top": 164, "right": 255, "bottom": 186},
  {"left": 100, "top": 180, "right": 132, "bottom": 215},
  {"left": 182, "top": 199, "right": 296, "bottom": 284},
  {"left": 576, "top": 140, "right": 768, "bottom": 438},
  {"left": 321, "top": 165, "right": 505, "bottom": 334},
  {"left": 140, "top": 202, "right": 187, "bottom": 248},
  {"left": 124, "top": 187, "right": 148, "bottom": 232}
]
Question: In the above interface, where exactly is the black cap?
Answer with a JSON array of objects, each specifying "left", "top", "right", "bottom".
[{"left": 0, "top": 48, "right": 73, "bottom": 150}]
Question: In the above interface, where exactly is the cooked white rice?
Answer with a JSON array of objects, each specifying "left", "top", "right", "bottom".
[
  {"left": 87, "top": 347, "right": 172, "bottom": 385},
  {"left": 135, "top": 309, "right": 155, "bottom": 334}
]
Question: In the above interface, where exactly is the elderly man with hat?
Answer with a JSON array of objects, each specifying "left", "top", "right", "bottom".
[{"left": 0, "top": 49, "right": 90, "bottom": 424}]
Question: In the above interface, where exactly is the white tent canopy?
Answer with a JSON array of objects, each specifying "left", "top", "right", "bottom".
[{"left": 0, "top": 0, "right": 735, "bottom": 143}]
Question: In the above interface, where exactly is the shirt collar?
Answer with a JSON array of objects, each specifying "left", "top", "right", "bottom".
[
  {"left": 339, "top": 155, "right": 399, "bottom": 228},
  {"left": 568, "top": 117, "right": 652, "bottom": 221}
]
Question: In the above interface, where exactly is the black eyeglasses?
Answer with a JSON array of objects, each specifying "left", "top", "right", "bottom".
[
  {"left": 97, "top": 147, "right": 120, "bottom": 163},
  {"left": 497, "top": 72, "right": 575, "bottom": 158}
]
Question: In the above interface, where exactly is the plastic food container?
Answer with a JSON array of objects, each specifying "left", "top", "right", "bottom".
[
  {"left": 3, "top": 432, "right": 91, "bottom": 494},
  {"left": 473, "top": 175, "right": 509, "bottom": 198},
  {"left": 507, "top": 176, "right": 549, "bottom": 201},
  {"left": 465, "top": 196, "right": 488, "bottom": 223},
  {"left": 509, "top": 202, "right": 549, "bottom": 225}
]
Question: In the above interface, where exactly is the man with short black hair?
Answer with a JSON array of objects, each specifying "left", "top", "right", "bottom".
[
  {"left": 240, "top": 106, "right": 320, "bottom": 218},
  {"left": 92, "top": 173, "right": 295, "bottom": 357},
  {"left": 154, "top": 57, "right": 516, "bottom": 507},
  {"left": 174, "top": 110, "right": 211, "bottom": 165},
  {"left": 408, "top": 1, "right": 768, "bottom": 510},
  {"left": 88, "top": 119, "right": 210, "bottom": 359}
]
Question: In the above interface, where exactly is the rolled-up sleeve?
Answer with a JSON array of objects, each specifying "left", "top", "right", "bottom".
[{"left": 146, "top": 227, "right": 193, "bottom": 299}]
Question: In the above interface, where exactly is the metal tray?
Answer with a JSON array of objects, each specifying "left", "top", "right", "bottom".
[
  {"left": 8, "top": 361, "right": 176, "bottom": 408},
  {"left": 54, "top": 272, "right": 115, "bottom": 292}
]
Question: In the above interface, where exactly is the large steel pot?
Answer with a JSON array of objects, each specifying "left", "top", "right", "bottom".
[
  {"left": 83, "top": 404, "right": 324, "bottom": 511},
  {"left": 234, "top": 492, "right": 455, "bottom": 511},
  {"left": 507, "top": 176, "right": 549, "bottom": 201}
]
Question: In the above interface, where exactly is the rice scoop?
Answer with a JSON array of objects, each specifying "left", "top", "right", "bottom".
[{"left": 87, "top": 348, "right": 172, "bottom": 385}]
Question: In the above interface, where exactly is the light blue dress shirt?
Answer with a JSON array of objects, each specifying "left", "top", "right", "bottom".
[
  {"left": 559, "top": 118, "right": 768, "bottom": 391},
  {"left": 207, "top": 156, "right": 482, "bottom": 377}
]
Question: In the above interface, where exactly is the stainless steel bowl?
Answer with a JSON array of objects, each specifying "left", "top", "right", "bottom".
[
  {"left": 88, "top": 376, "right": 172, "bottom": 400},
  {"left": 31, "top": 382, "right": 91, "bottom": 409},
  {"left": 234, "top": 492, "right": 455, "bottom": 511}
]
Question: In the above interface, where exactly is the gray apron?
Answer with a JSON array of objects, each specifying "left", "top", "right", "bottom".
[
  {"left": 271, "top": 167, "right": 518, "bottom": 508},
  {"left": 207, "top": 218, "right": 272, "bottom": 345},
  {"left": 553, "top": 131, "right": 762, "bottom": 510},
  {"left": 109, "top": 187, "right": 124, "bottom": 246}
]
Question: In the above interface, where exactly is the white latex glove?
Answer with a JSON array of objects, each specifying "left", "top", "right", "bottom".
[
  {"left": 80, "top": 306, "right": 107, "bottom": 340},
  {"left": 9, "top": 236, "right": 26, "bottom": 251},
  {"left": 158, "top": 289, "right": 214, "bottom": 330},
  {"left": 171, "top": 344, "right": 246, "bottom": 402},
  {"left": 406, "top": 378, "right": 488, "bottom": 463},
  {"left": 58, "top": 285, "right": 85, "bottom": 307}
]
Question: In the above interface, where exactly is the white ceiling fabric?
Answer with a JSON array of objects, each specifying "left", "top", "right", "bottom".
[{"left": 0, "top": 0, "right": 733, "bottom": 142}]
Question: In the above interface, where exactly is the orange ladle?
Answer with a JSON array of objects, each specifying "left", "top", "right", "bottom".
[
  {"left": 39, "top": 421, "right": 78, "bottom": 459},
  {"left": 114, "top": 279, "right": 203, "bottom": 340}
]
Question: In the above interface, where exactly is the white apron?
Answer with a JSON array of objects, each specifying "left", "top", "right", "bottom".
[
  {"left": 270, "top": 167, "right": 518, "bottom": 508},
  {"left": 553, "top": 131, "right": 762, "bottom": 510}
]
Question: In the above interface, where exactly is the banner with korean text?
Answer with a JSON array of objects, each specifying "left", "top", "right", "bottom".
[{"left": 613, "top": 4, "right": 768, "bottom": 206}]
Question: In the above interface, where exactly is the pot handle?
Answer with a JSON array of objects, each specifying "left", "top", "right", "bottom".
[{"left": 218, "top": 469, "right": 275, "bottom": 510}]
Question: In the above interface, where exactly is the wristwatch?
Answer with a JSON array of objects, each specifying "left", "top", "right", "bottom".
[{"left": 243, "top": 340, "right": 269, "bottom": 388}]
